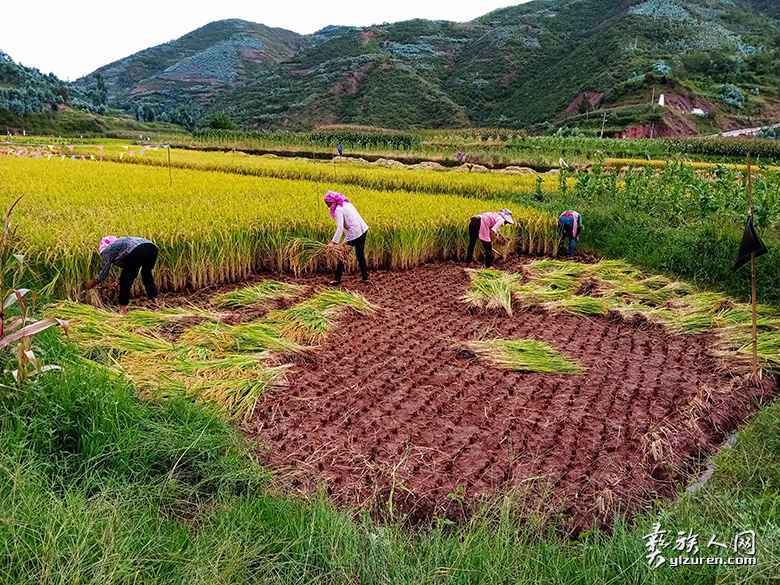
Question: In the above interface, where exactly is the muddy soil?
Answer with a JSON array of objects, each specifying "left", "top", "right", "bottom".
[{"left": 231, "top": 257, "right": 776, "bottom": 529}]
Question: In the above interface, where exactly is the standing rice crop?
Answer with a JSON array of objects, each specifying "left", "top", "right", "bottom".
[{"left": 1, "top": 157, "right": 557, "bottom": 297}]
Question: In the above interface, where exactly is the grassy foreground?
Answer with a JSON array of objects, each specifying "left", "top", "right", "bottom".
[{"left": 0, "top": 329, "right": 778, "bottom": 584}]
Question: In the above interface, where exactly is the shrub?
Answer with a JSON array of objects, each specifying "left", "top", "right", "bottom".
[{"left": 719, "top": 84, "right": 745, "bottom": 109}]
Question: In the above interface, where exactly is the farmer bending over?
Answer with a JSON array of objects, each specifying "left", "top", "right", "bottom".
[
  {"left": 466, "top": 209, "right": 514, "bottom": 268},
  {"left": 84, "top": 236, "right": 159, "bottom": 316},
  {"left": 324, "top": 191, "right": 369, "bottom": 285},
  {"left": 558, "top": 210, "right": 583, "bottom": 257}
]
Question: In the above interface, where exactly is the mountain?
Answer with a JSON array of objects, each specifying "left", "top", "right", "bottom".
[
  {"left": 69, "top": 0, "right": 780, "bottom": 133},
  {"left": 77, "top": 19, "right": 305, "bottom": 126}
]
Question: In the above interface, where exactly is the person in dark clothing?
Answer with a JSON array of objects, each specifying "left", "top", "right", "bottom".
[
  {"left": 84, "top": 236, "right": 159, "bottom": 315},
  {"left": 466, "top": 209, "right": 514, "bottom": 268}
]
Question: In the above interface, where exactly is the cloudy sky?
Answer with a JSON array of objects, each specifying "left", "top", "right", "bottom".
[{"left": 3, "top": 0, "right": 528, "bottom": 81}]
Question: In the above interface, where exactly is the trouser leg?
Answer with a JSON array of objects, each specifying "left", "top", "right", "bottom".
[
  {"left": 466, "top": 217, "right": 481, "bottom": 263},
  {"left": 558, "top": 220, "right": 567, "bottom": 254},
  {"left": 558, "top": 217, "right": 574, "bottom": 257},
  {"left": 349, "top": 232, "right": 368, "bottom": 281},
  {"left": 334, "top": 260, "right": 345, "bottom": 282},
  {"left": 137, "top": 244, "right": 159, "bottom": 299},
  {"left": 118, "top": 263, "right": 141, "bottom": 306},
  {"left": 482, "top": 240, "right": 494, "bottom": 268}
]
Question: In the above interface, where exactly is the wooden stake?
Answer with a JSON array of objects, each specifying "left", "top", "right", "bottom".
[
  {"left": 748, "top": 153, "right": 758, "bottom": 376},
  {"left": 167, "top": 145, "right": 172, "bottom": 187}
]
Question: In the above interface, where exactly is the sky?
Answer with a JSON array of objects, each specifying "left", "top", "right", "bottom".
[{"left": 2, "top": 0, "right": 528, "bottom": 81}]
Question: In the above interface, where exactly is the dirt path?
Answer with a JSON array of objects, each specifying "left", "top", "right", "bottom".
[{"left": 245, "top": 258, "right": 774, "bottom": 529}]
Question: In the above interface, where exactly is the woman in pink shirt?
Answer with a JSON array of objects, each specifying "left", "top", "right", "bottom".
[
  {"left": 466, "top": 209, "right": 514, "bottom": 268},
  {"left": 324, "top": 191, "right": 370, "bottom": 285}
]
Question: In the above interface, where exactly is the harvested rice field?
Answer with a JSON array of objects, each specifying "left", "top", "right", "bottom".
[{"left": 66, "top": 255, "right": 775, "bottom": 531}]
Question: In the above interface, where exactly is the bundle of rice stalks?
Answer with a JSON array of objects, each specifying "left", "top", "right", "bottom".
[
  {"left": 524, "top": 259, "right": 585, "bottom": 278},
  {"left": 47, "top": 302, "right": 172, "bottom": 354},
  {"left": 306, "top": 288, "right": 380, "bottom": 316},
  {"left": 542, "top": 296, "right": 612, "bottom": 317},
  {"left": 211, "top": 279, "right": 304, "bottom": 309},
  {"left": 715, "top": 326, "right": 780, "bottom": 371},
  {"left": 599, "top": 281, "right": 662, "bottom": 304},
  {"left": 198, "top": 369, "right": 287, "bottom": 423},
  {"left": 284, "top": 237, "right": 349, "bottom": 276},
  {"left": 467, "top": 339, "right": 584, "bottom": 374},
  {"left": 267, "top": 306, "right": 330, "bottom": 344},
  {"left": 464, "top": 269, "right": 523, "bottom": 315},
  {"left": 511, "top": 284, "right": 571, "bottom": 310},
  {"left": 122, "top": 351, "right": 287, "bottom": 422},
  {"left": 179, "top": 321, "right": 305, "bottom": 356},
  {"left": 84, "top": 287, "right": 110, "bottom": 309},
  {"left": 53, "top": 301, "right": 217, "bottom": 333},
  {"left": 263, "top": 289, "right": 379, "bottom": 344},
  {"left": 532, "top": 271, "right": 580, "bottom": 292},
  {"left": 583, "top": 260, "right": 644, "bottom": 283}
]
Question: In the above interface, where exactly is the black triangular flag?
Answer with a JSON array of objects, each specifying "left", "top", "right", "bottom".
[{"left": 733, "top": 213, "right": 768, "bottom": 271}]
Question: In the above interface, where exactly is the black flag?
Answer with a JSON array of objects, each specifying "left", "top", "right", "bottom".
[{"left": 733, "top": 213, "right": 768, "bottom": 271}]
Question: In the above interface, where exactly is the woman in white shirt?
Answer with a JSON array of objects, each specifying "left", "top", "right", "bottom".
[{"left": 324, "top": 191, "right": 370, "bottom": 285}]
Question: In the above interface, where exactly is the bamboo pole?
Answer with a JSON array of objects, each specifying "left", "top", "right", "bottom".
[{"left": 167, "top": 145, "right": 172, "bottom": 187}]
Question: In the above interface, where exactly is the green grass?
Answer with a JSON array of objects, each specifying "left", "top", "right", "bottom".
[{"left": 1, "top": 331, "right": 778, "bottom": 583}]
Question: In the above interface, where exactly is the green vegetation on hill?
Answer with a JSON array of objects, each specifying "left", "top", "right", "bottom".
[
  {"left": 6, "top": 0, "right": 780, "bottom": 135},
  {"left": 0, "top": 50, "right": 106, "bottom": 121}
]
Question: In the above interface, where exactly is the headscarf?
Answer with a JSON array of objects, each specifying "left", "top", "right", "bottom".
[
  {"left": 498, "top": 208, "right": 514, "bottom": 225},
  {"left": 324, "top": 190, "right": 350, "bottom": 218},
  {"left": 99, "top": 235, "right": 118, "bottom": 253}
]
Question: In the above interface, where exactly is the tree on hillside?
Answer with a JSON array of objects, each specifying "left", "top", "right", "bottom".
[{"left": 208, "top": 112, "right": 238, "bottom": 130}]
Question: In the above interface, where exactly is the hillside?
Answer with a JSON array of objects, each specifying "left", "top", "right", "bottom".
[
  {"left": 77, "top": 19, "right": 305, "bottom": 127},
  {"left": 208, "top": 0, "right": 780, "bottom": 134},
  {"left": 0, "top": 50, "right": 108, "bottom": 132},
  {"left": 34, "top": 0, "right": 780, "bottom": 133}
]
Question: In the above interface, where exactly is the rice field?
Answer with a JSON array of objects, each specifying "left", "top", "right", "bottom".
[
  {"left": 0, "top": 156, "right": 557, "bottom": 297},
  {"left": 3, "top": 145, "right": 778, "bottom": 582}
]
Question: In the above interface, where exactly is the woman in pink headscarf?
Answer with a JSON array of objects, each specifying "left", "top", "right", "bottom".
[
  {"left": 324, "top": 191, "right": 369, "bottom": 285},
  {"left": 84, "top": 236, "right": 159, "bottom": 315}
]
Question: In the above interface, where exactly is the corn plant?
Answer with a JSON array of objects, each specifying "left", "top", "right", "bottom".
[{"left": 0, "top": 197, "right": 68, "bottom": 384}]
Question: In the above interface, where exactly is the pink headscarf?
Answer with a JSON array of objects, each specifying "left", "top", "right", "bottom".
[
  {"left": 99, "top": 235, "right": 118, "bottom": 253},
  {"left": 324, "top": 190, "right": 350, "bottom": 218}
]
